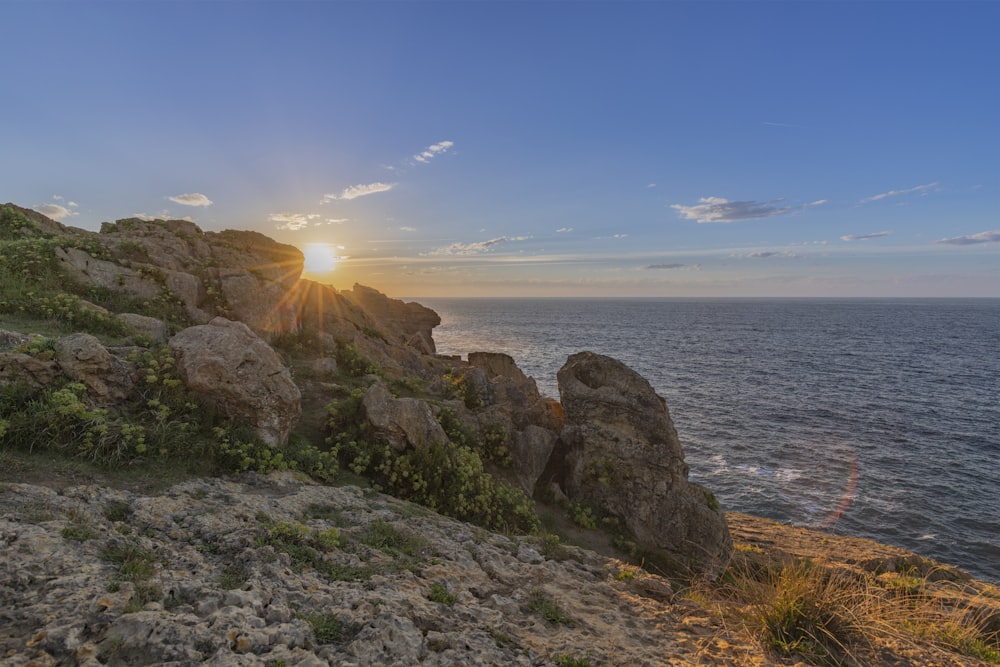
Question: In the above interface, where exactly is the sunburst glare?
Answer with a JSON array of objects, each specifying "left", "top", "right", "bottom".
[{"left": 301, "top": 243, "right": 339, "bottom": 275}]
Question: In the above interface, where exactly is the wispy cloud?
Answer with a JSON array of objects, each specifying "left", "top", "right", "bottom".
[
  {"left": 34, "top": 197, "right": 79, "bottom": 221},
  {"left": 322, "top": 182, "right": 396, "bottom": 202},
  {"left": 399, "top": 226, "right": 417, "bottom": 232},
  {"left": 859, "top": 182, "right": 939, "bottom": 204},
  {"left": 731, "top": 251, "right": 804, "bottom": 260},
  {"left": 413, "top": 140, "right": 454, "bottom": 164},
  {"left": 841, "top": 231, "right": 892, "bottom": 241},
  {"left": 134, "top": 211, "right": 193, "bottom": 222},
  {"left": 427, "top": 235, "right": 530, "bottom": 256},
  {"left": 168, "top": 192, "right": 213, "bottom": 207},
  {"left": 935, "top": 230, "right": 1000, "bottom": 245},
  {"left": 613, "top": 233, "right": 628, "bottom": 239},
  {"left": 556, "top": 227, "right": 573, "bottom": 233},
  {"left": 269, "top": 212, "right": 320, "bottom": 231},
  {"left": 671, "top": 196, "right": 818, "bottom": 223},
  {"left": 646, "top": 263, "right": 690, "bottom": 270}
]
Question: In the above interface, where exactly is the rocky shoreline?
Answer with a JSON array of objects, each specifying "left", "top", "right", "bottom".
[{"left": 2, "top": 203, "right": 999, "bottom": 665}]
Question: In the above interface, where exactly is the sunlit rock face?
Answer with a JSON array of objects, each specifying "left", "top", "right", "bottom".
[
  {"left": 169, "top": 317, "right": 301, "bottom": 446},
  {"left": 556, "top": 351, "right": 732, "bottom": 576},
  {"left": 57, "top": 218, "right": 307, "bottom": 336}
]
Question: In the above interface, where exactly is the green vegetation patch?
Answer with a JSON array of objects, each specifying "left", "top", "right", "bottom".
[
  {"left": 528, "top": 588, "right": 574, "bottom": 626},
  {"left": 427, "top": 582, "right": 457, "bottom": 606},
  {"left": 327, "top": 392, "right": 538, "bottom": 534}
]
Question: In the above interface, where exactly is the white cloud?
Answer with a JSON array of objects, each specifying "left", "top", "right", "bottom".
[
  {"left": 323, "top": 182, "right": 396, "bottom": 202},
  {"left": 269, "top": 212, "right": 320, "bottom": 231},
  {"left": 841, "top": 231, "right": 892, "bottom": 241},
  {"left": 33, "top": 204, "right": 76, "bottom": 220},
  {"left": 671, "top": 197, "right": 793, "bottom": 223},
  {"left": 859, "top": 182, "right": 938, "bottom": 204},
  {"left": 556, "top": 227, "right": 573, "bottom": 233},
  {"left": 427, "top": 235, "right": 529, "bottom": 256},
  {"left": 671, "top": 196, "right": 826, "bottom": 223},
  {"left": 168, "top": 192, "right": 213, "bottom": 207},
  {"left": 134, "top": 212, "right": 193, "bottom": 222},
  {"left": 324, "top": 218, "right": 349, "bottom": 225},
  {"left": 399, "top": 226, "right": 417, "bottom": 232},
  {"left": 935, "top": 230, "right": 1000, "bottom": 245},
  {"left": 613, "top": 233, "right": 628, "bottom": 239},
  {"left": 731, "top": 251, "right": 803, "bottom": 260},
  {"left": 413, "top": 140, "right": 454, "bottom": 164}
]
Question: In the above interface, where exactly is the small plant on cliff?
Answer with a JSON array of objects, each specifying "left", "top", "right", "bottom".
[
  {"left": 427, "top": 582, "right": 457, "bottom": 606},
  {"left": 298, "top": 612, "right": 348, "bottom": 644},
  {"left": 334, "top": 339, "right": 379, "bottom": 377},
  {"left": 444, "top": 370, "right": 484, "bottom": 409},
  {"left": 528, "top": 588, "right": 574, "bottom": 626}
]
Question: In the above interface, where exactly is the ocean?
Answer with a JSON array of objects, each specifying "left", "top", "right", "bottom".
[{"left": 416, "top": 298, "right": 1000, "bottom": 583}]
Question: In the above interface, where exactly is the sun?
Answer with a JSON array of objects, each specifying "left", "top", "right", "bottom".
[{"left": 302, "top": 243, "right": 339, "bottom": 275}]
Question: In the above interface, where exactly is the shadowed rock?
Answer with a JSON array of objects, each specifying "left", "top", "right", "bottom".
[{"left": 556, "top": 351, "right": 732, "bottom": 576}]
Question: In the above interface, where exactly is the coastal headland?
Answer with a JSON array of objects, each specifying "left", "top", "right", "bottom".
[{"left": 2, "top": 204, "right": 998, "bottom": 666}]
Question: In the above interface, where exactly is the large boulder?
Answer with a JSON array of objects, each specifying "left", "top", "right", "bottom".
[
  {"left": 168, "top": 318, "right": 301, "bottom": 445},
  {"left": 556, "top": 351, "right": 732, "bottom": 575},
  {"left": 361, "top": 382, "right": 449, "bottom": 452}
]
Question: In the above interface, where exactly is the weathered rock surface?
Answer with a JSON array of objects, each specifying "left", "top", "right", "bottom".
[
  {"left": 0, "top": 473, "right": 759, "bottom": 667},
  {"left": 361, "top": 382, "right": 450, "bottom": 452},
  {"left": 343, "top": 284, "right": 441, "bottom": 354},
  {"left": 55, "top": 333, "right": 137, "bottom": 406},
  {"left": 556, "top": 351, "right": 733, "bottom": 576},
  {"left": 168, "top": 318, "right": 301, "bottom": 445}
]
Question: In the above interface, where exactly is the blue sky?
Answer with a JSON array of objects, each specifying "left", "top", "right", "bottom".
[{"left": 3, "top": 1, "right": 998, "bottom": 297}]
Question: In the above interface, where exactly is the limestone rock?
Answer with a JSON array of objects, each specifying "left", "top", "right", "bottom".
[
  {"left": 115, "top": 313, "right": 169, "bottom": 343},
  {"left": 509, "top": 425, "right": 557, "bottom": 496},
  {"left": 0, "top": 351, "right": 59, "bottom": 389},
  {"left": 361, "top": 382, "right": 449, "bottom": 452},
  {"left": 55, "top": 333, "right": 137, "bottom": 406},
  {"left": 469, "top": 352, "right": 563, "bottom": 432},
  {"left": 556, "top": 351, "right": 732, "bottom": 576},
  {"left": 168, "top": 318, "right": 301, "bottom": 445},
  {"left": 343, "top": 284, "right": 441, "bottom": 354}
]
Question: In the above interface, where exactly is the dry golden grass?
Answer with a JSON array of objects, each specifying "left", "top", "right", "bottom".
[{"left": 691, "top": 548, "right": 1000, "bottom": 666}]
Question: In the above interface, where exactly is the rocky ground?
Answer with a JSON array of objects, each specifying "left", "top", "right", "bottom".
[{"left": 2, "top": 471, "right": 998, "bottom": 667}]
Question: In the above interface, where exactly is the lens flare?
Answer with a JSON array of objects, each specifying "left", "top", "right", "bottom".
[{"left": 302, "top": 243, "right": 338, "bottom": 274}]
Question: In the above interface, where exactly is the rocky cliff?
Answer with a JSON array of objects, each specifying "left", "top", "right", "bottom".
[{"left": 2, "top": 203, "right": 998, "bottom": 666}]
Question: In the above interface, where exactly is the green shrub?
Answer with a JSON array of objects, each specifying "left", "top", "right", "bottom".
[
  {"left": 427, "top": 582, "right": 457, "bottom": 606},
  {"left": 358, "top": 519, "right": 426, "bottom": 557},
  {"left": 103, "top": 542, "right": 158, "bottom": 582},
  {"left": 335, "top": 339, "right": 378, "bottom": 377},
  {"left": 331, "top": 433, "right": 538, "bottom": 534},
  {"left": 299, "top": 612, "right": 346, "bottom": 644}
]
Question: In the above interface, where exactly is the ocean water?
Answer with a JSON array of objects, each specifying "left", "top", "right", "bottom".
[{"left": 417, "top": 298, "right": 1000, "bottom": 583}]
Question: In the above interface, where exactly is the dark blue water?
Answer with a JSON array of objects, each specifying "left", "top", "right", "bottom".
[{"left": 417, "top": 298, "right": 1000, "bottom": 582}]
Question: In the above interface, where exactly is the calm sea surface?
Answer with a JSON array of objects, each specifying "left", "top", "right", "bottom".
[{"left": 416, "top": 298, "right": 1000, "bottom": 583}]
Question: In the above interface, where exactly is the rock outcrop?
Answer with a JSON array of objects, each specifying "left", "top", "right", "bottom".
[
  {"left": 168, "top": 318, "right": 301, "bottom": 445},
  {"left": 361, "top": 382, "right": 450, "bottom": 452},
  {"left": 555, "top": 351, "right": 733, "bottom": 575},
  {"left": 54, "top": 333, "right": 137, "bottom": 407},
  {"left": 56, "top": 217, "right": 306, "bottom": 336},
  {"left": 342, "top": 284, "right": 441, "bottom": 354}
]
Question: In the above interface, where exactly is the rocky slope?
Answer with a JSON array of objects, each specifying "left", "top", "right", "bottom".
[{"left": 2, "top": 473, "right": 997, "bottom": 667}]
